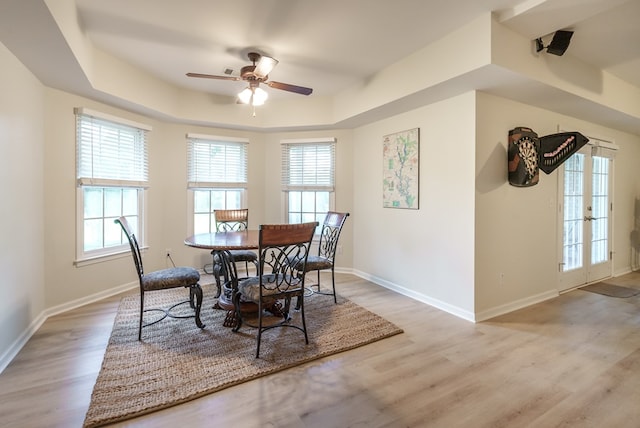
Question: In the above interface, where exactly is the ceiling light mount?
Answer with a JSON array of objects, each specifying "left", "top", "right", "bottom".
[{"left": 535, "top": 30, "right": 574, "bottom": 56}]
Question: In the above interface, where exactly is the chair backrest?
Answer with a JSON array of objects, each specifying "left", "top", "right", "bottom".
[
  {"left": 317, "top": 211, "right": 350, "bottom": 261},
  {"left": 215, "top": 209, "right": 249, "bottom": 232},
  {"left": 115, "top": 216, "right": 144, "bottom": 280},
  {"left": 257, "top": 222, "right": 318, "bottom": 294}
]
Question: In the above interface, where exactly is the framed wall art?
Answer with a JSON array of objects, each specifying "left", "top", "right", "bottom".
[{"left": 382, "top": 127, "right": 419, "bottom": 209}]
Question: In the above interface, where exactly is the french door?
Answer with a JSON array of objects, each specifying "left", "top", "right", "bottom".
[{"left": 558, "top": 145, "right": 613, "bottom": 292}]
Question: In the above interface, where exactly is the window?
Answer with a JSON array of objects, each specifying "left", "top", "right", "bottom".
[
  {"left": 75, "top": 108, "right": 150, "bottom": 262},
  {"left": 187, "top": 134, "right": 248, "bottom": 234},
  {"left": 281, "top": 138, "right": 336, "bottom": 230}
]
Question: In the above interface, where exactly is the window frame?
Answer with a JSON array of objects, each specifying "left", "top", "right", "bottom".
[
  {"left": 186, "top": 133, "right": 249, "bottom": 234},
  {"left": 281, "top": 138, "right": 336, "bottom": 231},
  {"left": 74, "top": 107, "right": 151, "bottom": 266}
]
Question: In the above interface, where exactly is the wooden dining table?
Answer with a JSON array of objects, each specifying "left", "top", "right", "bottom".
[
  {"left": 184, "top": 230, "right": 260, "bottom": 326},
  {"left": 184, "top": 230, "right": 259, "bottom": 253}
]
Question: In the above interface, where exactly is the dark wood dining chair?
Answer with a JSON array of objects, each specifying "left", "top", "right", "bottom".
[
  {"left": 232, "top": 222, "right": 317, "bottom": 358},
  {"left": 303, "top": 211, "right": 350, "bottom": 303},
  {"left": 115, "top": 216, "right": 204, "bottom": 340},
  {"left": 211, "top": 209, "right": 258, "bottom": 297}
]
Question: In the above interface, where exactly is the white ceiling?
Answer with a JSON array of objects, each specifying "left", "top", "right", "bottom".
[
  {"left": 1, "top": 0, "right": 639, "bottom": 131},
  {"left": 73, "top": 0, "right": 640, "bottom": 98}
]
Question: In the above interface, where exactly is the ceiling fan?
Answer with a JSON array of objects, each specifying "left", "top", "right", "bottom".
[{"left": 186, "top": 52, "right": 313, "bottom": 105}]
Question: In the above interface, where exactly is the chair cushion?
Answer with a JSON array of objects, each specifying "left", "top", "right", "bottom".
[
  {"left": 141, "top": 266, "right": 200, "bottom": 291},
  {"left": 213, "top": 250, "right": 257, "bottom": 263},
  {"left": 228, "top": 249, "right": 258, "bottom": 262},
  {"left": 238, "top": 273, "right": 302, "bottom": 302},
  {"left": 304, "top": 255, "right": 333, "bottom": 271}
]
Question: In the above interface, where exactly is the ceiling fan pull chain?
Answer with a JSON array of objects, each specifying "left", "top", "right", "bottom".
[{"left": 250, "top": 92, "right": 256, "bottom": 117}]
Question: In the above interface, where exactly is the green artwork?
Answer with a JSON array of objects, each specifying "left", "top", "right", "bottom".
[{"left": 382, "top": 128, "right": 419, "bottom": 209}]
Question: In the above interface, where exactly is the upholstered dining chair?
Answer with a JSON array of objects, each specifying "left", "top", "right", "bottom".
[
  {"left": 301, "top": 211, "right": 350, "bottom": 303},
  {"left": 232, "top": 222, "right": 317, "bottom": 358},
  {"left": 115, "top": 216, "right": 204, "bottom": 340},
  {"left": 211, "top": 209, "right": 258, "bottom": 297}
]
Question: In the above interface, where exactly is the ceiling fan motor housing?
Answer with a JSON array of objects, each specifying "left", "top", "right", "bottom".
[{"left": 241, "top": 65, "right": 260, "bottom": 80}]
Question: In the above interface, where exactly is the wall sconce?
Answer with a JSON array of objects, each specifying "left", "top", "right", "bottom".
[{"left": 535, "top": 30, "right": 573, "bottom": 56}]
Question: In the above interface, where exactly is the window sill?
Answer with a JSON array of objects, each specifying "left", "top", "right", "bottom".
[{"left": 74, "top": 247, "right": 146, "bottom": 268}]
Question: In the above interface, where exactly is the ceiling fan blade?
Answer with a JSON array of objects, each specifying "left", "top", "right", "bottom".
[
  {"left": 266, "top": 81, "right": 313, "bottom": 95},
  {"left": 186, "top": 72, "right": 241, "bottom": 81},
  {"left": 253, "top": 55, "right": 279, "bottom": 78}
]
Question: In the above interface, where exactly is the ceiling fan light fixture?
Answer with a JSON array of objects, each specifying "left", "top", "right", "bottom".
[
  {"left": 238, "top": 87, "right": 253, "bottom": 104},
  {"left": 237, "top": 86, "right": 269, "bottom": 106},
  {"left": 252, "top": 87, "right": 268, "bottom": 105}
]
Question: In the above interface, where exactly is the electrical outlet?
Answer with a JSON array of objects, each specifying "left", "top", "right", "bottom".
[{"left": 336, "top": 245, "right": 343, "bottom": 255}]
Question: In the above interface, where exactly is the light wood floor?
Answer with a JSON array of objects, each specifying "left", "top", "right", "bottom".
[{"left": 2, "top": 272, "right": 640, "bottom": 427}]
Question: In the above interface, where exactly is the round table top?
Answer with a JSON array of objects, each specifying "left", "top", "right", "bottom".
[{"left": 184, "top": 230, "right": 259, "bottom": 250}]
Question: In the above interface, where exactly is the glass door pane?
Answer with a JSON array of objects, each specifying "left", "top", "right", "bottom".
[
  {"left": 591, "top": 156, "right": 609, "bottom": 264},
  {"left": 563, "top": 154, "right": 584, "bottom": 271}
]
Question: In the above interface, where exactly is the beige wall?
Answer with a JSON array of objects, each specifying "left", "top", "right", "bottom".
[
  {"left": 352, "top": 92, "right": 477, "bottom": 320},
  {"left": 475, "top": 92, "right": 640, "bottom": 319},
  {"left": 0, "top": 42, "right": 46, "bottom": 366}
]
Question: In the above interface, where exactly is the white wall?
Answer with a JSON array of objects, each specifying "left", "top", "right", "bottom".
[
  {"left": 351, "top": 92, "right": 477, "bottom": 320},
  {"left": 475, "top": 91, "right": 640, "bottom": 319},
  {"left": 42, "top": 89, "right": 269, "bottom": 309},
  {"left": 0, "top": 42, "right": 46, "bottom": 368}
]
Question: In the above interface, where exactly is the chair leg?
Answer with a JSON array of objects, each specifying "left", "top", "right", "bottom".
[
  {"left": 295, "top": 274, "right": 305, "bottom": 310},
  {"left": 331, "top": 267, "right": 337, "bottom": 304},
  {"left": 299, "top": 294, "right": 309, "bottom": 344},
  {"left": 256, "top": 301, "right": 263, "bottom": 358},
  {"left": 138, "top": 291, "right": 144, "bottom": 341},
  {"left": 316, "top": 270, "right": 321, "bottom": 293},
  {"left": 191, "top": 283, "right": 205, "bottom": 329}
]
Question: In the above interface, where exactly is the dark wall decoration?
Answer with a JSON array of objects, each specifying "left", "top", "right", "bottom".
[
  {"left": 538, "top": 132, "right": 589, "bottom": 174},
  {"left": 507, "top": 126, "right": 539, "bottom": 187},
  {"left": 507, "top": 127, "right": 589, "bottom": 187}
]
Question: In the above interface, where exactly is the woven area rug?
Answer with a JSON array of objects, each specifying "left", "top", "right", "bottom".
[
  {"left": 83, "top": 281, "right": 403, "bottom": 427},
  {"left": 580, "top": 282, "right": 640, "bottom": 298}
]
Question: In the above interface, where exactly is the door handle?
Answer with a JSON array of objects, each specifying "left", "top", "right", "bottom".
[{"left": 584, "top": 216, "right": 600, "bottom": 221}]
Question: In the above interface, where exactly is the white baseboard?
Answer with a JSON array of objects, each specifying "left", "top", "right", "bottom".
[
  {"left": 473, "top": 290, "right": 559, "bottom": 322},
  {"left": 0, "top": 281, "right": 136, "bottom": 374},
  {"left": 343, "top": 268, "right": 559, "bottom": 323},
  {"left": 348, "top": 268, "right": 477, "bottom": 322},
  {"left": 0, "top": 312, "right": 48, "bottom": 374}
]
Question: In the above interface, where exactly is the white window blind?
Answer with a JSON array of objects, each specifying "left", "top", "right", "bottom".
[
  {"left": 187, "top": 135, "right": 248, "bottom": 188},
  {"left": 75, "top": 108, "right": 149, "bottom": 187},
  {"left": 281, "top": 139, "right": 335, "bottom": 191}
]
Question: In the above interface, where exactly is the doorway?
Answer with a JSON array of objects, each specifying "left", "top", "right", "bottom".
[{"left": 557, "top": 142, "right": 615, "bottom": 292}]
